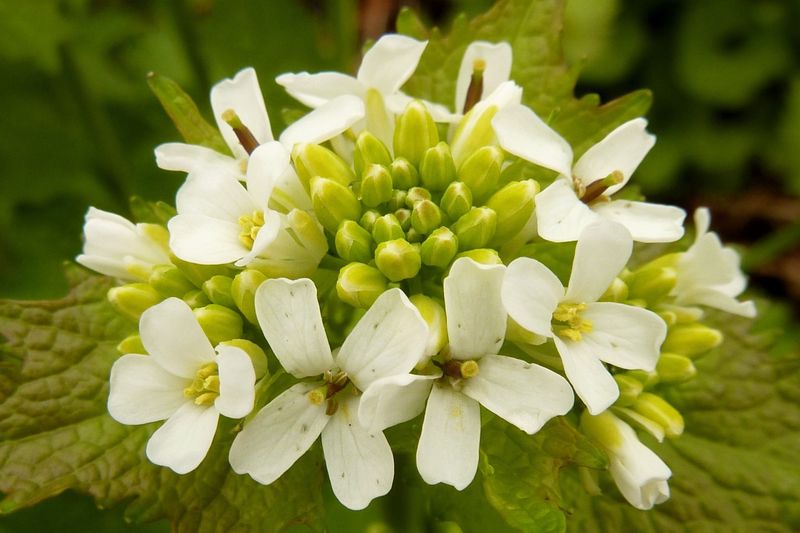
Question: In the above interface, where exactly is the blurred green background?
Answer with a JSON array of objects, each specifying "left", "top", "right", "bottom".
[{"left": 0, "top": 0, "right": 798, "bottom": 530}]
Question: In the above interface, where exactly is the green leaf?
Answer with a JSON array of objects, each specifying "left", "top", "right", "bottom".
[{"left": 0, "top": 266, "right": 325, "bottom": 532}]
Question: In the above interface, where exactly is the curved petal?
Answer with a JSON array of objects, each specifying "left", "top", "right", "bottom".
[
  {"left": 416, "top": 384, "right": 481, "bottom": 490},
  {"left": 675, "top": 287, "right": 756, "bottom": 318},
  {"left": 279, "top": 95, "right": 365, "bottom": 149},
  {"left": 214, "top": 344, "right": 256, "bottom": 419},
  {"left": 693, "top": 207, "right": 711, "bottom": 237},
  {"left": 592, "top": 200, "right": 686, "bottom": 243},
  {"left": 461, "top": 355, "right": 573, "bottom": 434},
  {"left": 254, "top": 278, "right": 333, "bottom": 378},
  {"left": 81, "top": 208, "right": 168, "bottom": 265},
  {"left": 146, "top": 401, "right": 219, "bottom": 474},
  {"left": 572, "top": 118, "right": 655, "bottom": 192},
  {"left": 76, "top": 254, "right": 132, "bottom": 281},
  {"left": 610, "top": 420, "right": 672, "bottom": 510},
  {"left": 553, "top": 336, "right": 618, "bottom": 415},
  {"left": 154, "top": 142, "right": 242, "bottom": 176},
  {"left": 270, "top": 166, "right": 312, "bottom": 212},
  {"left": 502, "top": 258, "right": 563, "bottom": 338},
  {"left": 444, "top": 258, "right": 507, "bottom": 360},
  {"left": 356, "top": 34, "right": 427, "bottom": 94},
  {"left": 358, "top": 373, "right": 438, "bottom": 432},
  {"left": 276, "top": 71, "right": 364, "bottom": 108},
  {"left": 210, "top": 67, "right": 273, "bottom": 158},
  {"left": 535, "top": 180, "right": 602, "bottom": 243},
  {"left": 581, "top": 302, "right": 666, "bottom": 370},
  {"left": 565, "top": 221, "right": 633, "bottom": 303},
  {"left": 337, "top": 288, "right": 428, "bottom": 390},
  {"left": 322, "top": 395, "right": 394, "bottom": 510},
  {"left": 492, "top": 104, "right": 573, "bottom": 177},
  {"left": 140, "top": 298, "right": 216, "bottom": 378},
  {"left": 107, "top": 354, "right": 188, "bottom": 425},
  {"left": 455, "top": 41, "right": 513, "bottom": 113},
  {"left": 234, "top": 209, "right": 282, "bottom": 267},
  {"left": 175, "top": 172, "right": 256, "bottom": 220},
  {"left": 168, "top": 213, "right": 248, "bottom": 265},
  {"left": 246, "top": 141, "right": 287, "bottom": 207},
  {"left": 228, "top": 382, "right": 328, "bottom": 484},
  {"left": 678, "top": 232, "right": 746, "bottom": 295}
]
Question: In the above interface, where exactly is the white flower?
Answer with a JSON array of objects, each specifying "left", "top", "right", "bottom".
[
  {"left": 503, "top": 221, "right": 667, "bottom": 414},
  {"left": 672, "top": 208, "right": 756, "bottom": 317},
  {"left": 107, "top": 297, "right": 256, "bottom": 474},
  {"left": 491, "top": 107, "right": 685, "bottom": 243},
  {"left": 76, "top": 207, "right": 170, "bottom": 281},
  {"left": 359, "top": 258, "right": 574, "bottom": 490},
  {"left": 454, "top": 41, "right": 512, "bottom": 115},
  {"left": 581, "top": 411, "right": 671, "bottom": 510},
  {"left": 228, "top": 280, "right": 428, "bottom": 510}
]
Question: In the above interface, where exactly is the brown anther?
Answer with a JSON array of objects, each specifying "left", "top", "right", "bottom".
[
  {"left": 462, "top": 59, "right": 486, "bottom": 114},
  {"left": 222, "top": 109, "right": 259, "bottom": 155},
  {"left": 580, "top": 170, "right": 624, "bottom": 204}
]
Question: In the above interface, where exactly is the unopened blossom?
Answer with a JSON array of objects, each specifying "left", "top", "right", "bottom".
[
  {"left": 492, "top": 108, "right": 685, "bottom": 243},
  {"left": 107, "top": 298, "right": 255, "bottom": 474},
  {"left": 359, "top": 258, "right": 574, "bottom": 490},
  {"left": 503, "top": 221, "right": 667, "bottom": 414},
  {"left": 76, "top": 207, "right": 170, "bottom": 282},
  {"left": 228, "top": 280, "right": 428, "bottom": 510}
]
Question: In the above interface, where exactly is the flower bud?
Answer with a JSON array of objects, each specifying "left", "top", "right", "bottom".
[
  {"left": 202, "top": 275, "right": 236, "bottom": 308},
  {"left": 452, "top": 207, "right": 497, "bottom": 250},
  {"left": 440, "top": 182, "right": 473, "bottom": 221},
  {"left": 387, "top": 189, "right": 408, "bottom": 212},
  {"left": 353, "top": 131, "right": 392, "bottom": 178},
  {"left": 360, "top": 164, "right": 394, "bottom": 207},
  {"left": 149, "top": 264, "right": 195, "bottom": 298},
  {"left": 420, "top": 142, "right": 457, "bottom": 192},
  {"left": 375, "top": 239, "right": 422, "bottom": 282},
  {"left": 393, "top": 100, "right": 439, "bottom": 167},
  {"left": 292, "top": 143, "right": 355, "bottom": 189},
  {"left": 117, "top": 334, "right": 145, "bottom": 355},
  {"left": 390, "top": 157, "right": 420, "bottom": 189},
  {"left": 231, "top": 269, "right": 267, "bottom": 325},
  {"left": 626, "top": 369, "right": 660, "bottom": 388},
  {"left": 487, "top": 179, "right": 539, "bottom": 245},
  {"left": 601, "top": 277, "right": 629, "bottom": 303},
  {"left": 182, "top": 289, "right": 211, "bottom": 308},
  {"left": 108, "top": 283, "right": 162, "bottom": 322},
  {"left": 372, "top": 213, "right": 405, "bottom": 244},
  {"left": 310, "top": 177, "right": 361, "bottom": 233},
  {"left": 219, "top": 339, "right": 268, "bottom": 379},
  {"left": 626, "top": 267, "right": 678, "bottom": 303},
  {"left": 631, "top": 393, "right": 684, "bottom": 438},
  {"left": 405, "top": 186, "right": 432, "bottom": 207},
  {"left": 360, "top": 210, "right": 380, "bottom": 232},
  {"left": 335, "top": 220, "right": 374, "bottom": 264},
  {"left": 411, "top": 199, "right": 443, "bottom": 235},
  {"left": 170, "top": 255, "right": 232, "bottom": 288},
  {"left": 655, "top": 352, "right": 697, "bottom": 383},
  {"left": 454, "top": 248, "right": 502, "bottom": 265},
  {"left": 420, "top": 227, "right": 459, "bottom": 268},
  {"left": 336, "top": 263, "right": 388, "bottom": 308},
  {"left": 614, "top": 374, "right": 644, "bottom": 407},
  {"left": 409, "top": 294, "right": 448, "bottom": 361},
  {"left": 662, "top": 323, "right": 723, "bottom": 357},
  {"left": 457, "top": 146, "right": 502, "bottom": 204},
  {"left": 193, "top": 304, "right": 243, "bottom": 345},
  {"left": 394, "top": 209, "right": 413, "bottom": 231}
]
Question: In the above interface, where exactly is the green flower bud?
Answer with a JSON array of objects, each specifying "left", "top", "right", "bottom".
[
  {"left": 193, "top": 304, "right": 243, "bottom": 345},
  {"left": 405, "top": 186, "right": 432, "bottom": 208},
  {"left": 613, "top": 374, "right": 644, "bottom": 407},
  {"left": 372, "top": 213, "right": 405, "bottom": 244},
  {"left": 458, "top": 146, "right": 503, "bottom": 203},
  {"left": 394, "top": 208, "right": 412, "bottom": 231},
  {"left": 452, "top": 207, "right": 497, "bottom": 250},
  {"left": 387, "top": 189, "right": 408, "bottom": 212},
  {"left": 139, "top": 223, "right": 171, "bottom": 249},
  {"left": 170, "top": 255, "right": 231, "bottom": 288},
  {"left": 335, "top": 220, "right": 374, "bottom": 263},
  {"left": 230, "top": 269, "right": 267, "bottom": 325},
  {"left": 409, "top": 294, "right": 448, "bottom": 359},
  {"left": 393, "top": 100, "right": 439, "bottom": 167},
  {"left": 182, "top": 289, "right": 211, "bottom": 308},
  {"left": 662, "top": 323, "right": 723, "bottom": 357},
  {"left": 420, "top": 142, "right": 457, "bottom": 192},
  {"left": 487, "top": 179, "right": 539, "bottom": 245},
  {"left": 420, "top": 227, "right": 459, "bottom": 268},
  {"left": 601, "top": 277, "right": 629, "bottom": 303},
  {"left": 454, "top": 248, "right": 502, "bottom": 265},
  {"left": 360, "top": 210, "right": 380, "bottom": 232},
  {"left": 353, "top": 131, "right": 392, "bottom": 178},
  {"left": 390, "top": 157, "right": 420, "bottom": 189},
  {"left": 656, "top": 352, "right": 697, "bottom": 383},
  {"left": 310, "top": 177, "right": 361, "bottom": 233},
  {"left": 202, "top": 275, "right": 236, "bottom": 308},
  {"left": 625, "top": 369, "right": 660, "bottom": 388},
  {"left": 219, "top": 339, "right": 268, "bottom": 379},
  {"left": 631, "top": 393, "right": 684, "bottom": 438},
  {"left": 336, "top": 263, "right": 388, "bottom": 308},
  {"left": 108, "top": 283, "right": 162, "bottom": 322},
  {"left": 411, "top": 199, "right": 443, "bottom": 235},
  {"left": 360, "top": 164, "right": 394, "bottom": 207},
  {"left": 405, "top": 228, "right": 424, "bottom": 243},
  {"left": 117, "top": 334, "right": 145, "bottom": 355},
  {"left": 440, "top": 181, "right": 473, "bottom": 221},
  {"left": 149, "top": 264, "right": 195, "bottom": 298},
  {"left": 626, "top": 267, "right": 678, "bottom": 303},
  {"left": 292, "top": 143, "right": 355, "bottom": 189},
  {"left": 375, "top": 239, "right": 422, "bottom": 282}
]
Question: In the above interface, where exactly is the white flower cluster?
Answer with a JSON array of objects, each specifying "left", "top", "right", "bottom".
[{"left": 78, "top": 35, "right": 755, "bottom": 511}]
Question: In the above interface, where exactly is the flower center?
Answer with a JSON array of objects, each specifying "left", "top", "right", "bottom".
[
  {"left": 552, "top": 302, "right": 593, "bottom": 341},
  {"left": 184, "top": 362, "right": 220, "bottom": 406},
  {"left": 238, "top": 210, "right": 265, "bottom": 249},
  {"left": 442, "top": 358, "right": 480, "bottom": 380},
  {"left": 308, "top": 370, "right": 350, "bottom": 416}
]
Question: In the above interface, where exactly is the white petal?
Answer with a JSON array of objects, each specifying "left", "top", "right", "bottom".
[
  {"left": 210, "top": 67, "right": 273, "bottom": 158},
  {"left": 677, "top": 232, "right": 746, "bottom": 296},
  {"left": 675, "top": 287, "right": 756, "bottom": 318},
  {"left": 581, "top": 302, "right": 666, "bottom": 370},
  {"left": 337, "top": 288, "right": 428, "bottom": 390},
  {"left": 168, "top": 213, "right": 248, "bottom": 265},
  {"left": 270, "top": 166, "right": 312, "bottom": 212},
  {"left": 572, "top": 118, "right": 655, "bottom": 192},
  {"left": 139, "top": 298, "right": 216, "bottom": 378},
  {"left": 610, "top": 420, "right": 672, "bottom": 510},
  {"left": 76, "top": 255, "right": 132, "bottom": 281},
  {"left": 502, "top": 258, "right": 563, "bottom": 338},
  {"left": 492, "top": 104, "right": 573, "bottom": 177},
  {"left": 146, "top": 401, "right": 219, "bottom": 474},
  {"left": 565, "top": 221, "right": 633, "bottom": 303},
  {"left": 553, "top": 336, "right": 618, "bottom": 415},
  {"left": 214, "top": 344, "right": 256, "bottom": 419},
  {"left": 228, "top": 382, "right": 328, "bottom": 484},
  {"left": 154, "top": 142, "right": 242, "bottom": 176},
  {"left": 81, "top": 208, "right": 168, "bottom": 266},
  {"left": 535, "top": 180, "right": 602, "bottom": 243},
  {"left": 254, "top": 278, "right": 333, "bottom": 378},
  {"left": 322, "top": 395, "right": 394, "bottom": 510},
  {"left": 358, "top": 373, "right": 438, "bottom": 432},
  {"left": 234, "top": 209, "right": 282, "bottom": 267},
  {"left": 416, "top": 384, "right": 481, "bottom": 490},
  {"left": 461, "top": 355, "right": 573, "bottom": 434},
  {"left": 444, "top": 258, "right": 507, "bottom": 360},
  {"left": 246, "top": 141, "right": 287, "bottom": 207},
  {"left": 276, "top": 71, "right": 364, "bottom": 108},
  {"left": 107, "top": 354, "right": 188, "bottom": 425},
  {"left": 279, "top": 95, "right": 365, "bottom": 149},
  {"left": 592, "top": 200, "right": 686, "bottom": 243},
  {"left": 455, "top": 41, "right": 512, "bottom": 113},
  {"left": 175, "top": 172, "right": 257, "bottom": 220},
  {"left": 693, "top": 207, "right": 711, "bottom": 237},
  {"left": 356, "top": 34, "right": 427, "bottom": 94}
]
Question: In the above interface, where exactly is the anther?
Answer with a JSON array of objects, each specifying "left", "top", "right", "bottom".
[
  {"left": 580, "top": 170, "right": 624, "bottom": 204},
  {"left": 222, "top": 109, "right": 259, "bottom": 155}
]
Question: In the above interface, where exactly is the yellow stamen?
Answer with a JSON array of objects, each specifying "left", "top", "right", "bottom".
[
  {"left": 553, "top": 302, "right": 593, "bottom": 341},
  {"left": 184, "top": 362, "right": 220, "bottom": 405},
  {"left": 238, "top": 210, "right": 265, "bottom": 249}
]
